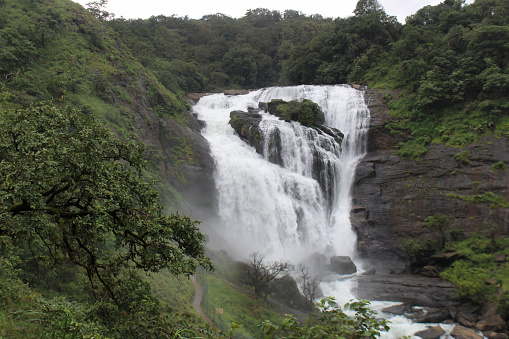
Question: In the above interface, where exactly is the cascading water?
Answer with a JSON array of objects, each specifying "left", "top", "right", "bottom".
[
  {"left": 193, "top": 85, "right": 457, "bottom": 338},
  {"left": 193, "top": 85, "right": 368, "bottom": 263}
]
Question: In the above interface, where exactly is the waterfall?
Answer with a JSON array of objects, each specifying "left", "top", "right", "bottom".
[
  {"left": 193, "top": 85, "right": 457, "bottom": 338},
  {"left": 193, "top": 85, "right": 369, "bottom": 264}
]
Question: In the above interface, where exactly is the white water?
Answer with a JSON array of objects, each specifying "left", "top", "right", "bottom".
[
  {"left": 193, "top": 85, "right": 445, "bottom": 338},
  {"left": 193, "top": 85, "right": 368, "bottom": 262}
]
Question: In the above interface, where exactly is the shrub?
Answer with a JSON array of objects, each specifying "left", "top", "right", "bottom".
[
  {"left": 267, "top": 99, "right": 325, "bottom": 126},
  {"left": 260, "top": 297, "right": 390, "bottom": 339},
  {"left": 440, "top": 261, "right": 494, "bottom": 302},
  {"left": 453, "top": 150, "right": 471, "bottom": 164},
  {"left": 491, "top": 161, "right": 508, "bottom": 173}
]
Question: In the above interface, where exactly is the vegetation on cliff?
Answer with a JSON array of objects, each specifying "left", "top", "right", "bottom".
[
  {"left": 266, "top": 99, "right": 325, "bottom": 126},
  {"left": 1, "top": 0, "right": 509, "bottom": 335},
  {"left": 0, "top": 0, "right": 204, "bottom": 209},
  {"left": 107, "top": 0, "right": 508, "bottom": 159},
  {"left": 0, "top": 101, "right": 214, "bottom": 336},
  {"left": 0, "top": 0, "right": 214, "bottom": 336}
]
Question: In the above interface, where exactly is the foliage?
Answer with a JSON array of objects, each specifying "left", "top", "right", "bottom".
[
  {"left": 86, "top": 0, "right": 115, "bottom": 21},
  {"left": 491, "top": 161, "right": 508, "bottom": 173},
  {"left": 440, "top": 261, "right": 494, "bottom": 302},
  {"left": 401, "top": 213, "right": 458, "bottom": 262},
  {"left": 423, "top": 213, "right": 454, "bottom": 248},
  {"left": 0, "top": 101, "right": 212, "bottom": 334},
  {"left": 0, "top": 28, "right": 37, "bottom": 78},
  {"left": 267, "top": 99, "right": 325, "bottom": 126},
  {"left": 364, "top": 0, "right": 509, "bottom": 155},
  {"left": 437, "top": 233, "right": 509, "bottom": 305},
  {"left": 260, "top": 297, "right": 390, "bottom": 339},
  {"left": 453, "top": 150, "right": 471, "bottom": 164},
  {"left": 400, "top": 237, "right": 434, "bottom": 263},
  {"left": 447, "top": 192, "right": 509, "bottom": 209}
]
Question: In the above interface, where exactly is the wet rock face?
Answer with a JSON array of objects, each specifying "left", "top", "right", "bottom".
[
  {"left": 415, "top": 325, "right": 445, "bottom": 339},
  {"left": 229, "top": 108, "right": 344, "bottom": 207},
  {"left": 355, "top": 274, "right": 458, "bottom": 308},
  {"left": 450, "top": 325, "right": 483, "bottom": 339},
  {"left": 329, "top": 256, "right": 357, "bottom": 275},
  {"left": 351, "top": 88, "right": 509, "bottom": 264},
  {"left": 229, "top": 110, "right": 264, "bottom": 154}
]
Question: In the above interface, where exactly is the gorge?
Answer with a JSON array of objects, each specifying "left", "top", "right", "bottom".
[
  {"left": 1, "top": 0, "right": 508, "bottom": 336},
  {"left": 188, "top": 84, "right": 509, "bottom": 337}
]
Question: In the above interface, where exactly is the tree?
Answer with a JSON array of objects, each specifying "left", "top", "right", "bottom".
[
  {"left": 238, "top": 252, "right": 293, "bottom": 299},
  {"left": 0, "top": 28, "right": 37, "bottom": 78},
  {"left": 423, "top": 213, "right": 454, "bottom": 249},
  {"left": 297, "top": 264, "right": 321, "bottom": 310},
  {"left": 86, "top": 0, "right": 115, "bottom": 21},
  {"left": 354, "top": 0, "right": 384, "bottom": 16},
  {"left": 0, "top": 102, "right": 212, "bottom": 304}
]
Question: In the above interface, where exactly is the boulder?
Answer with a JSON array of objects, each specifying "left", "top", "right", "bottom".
[
  {"left": 455, "top": 305, "right": 480, "bottom": 324},
  {"left": 483, "top": 331, "right": 509, "bottom": 339},
  {"left": 481, "top": 303, "right": 499, "bottom": 318},
  {"left": 413, "top": 308, "right": 450, "bottom": 323},
  {"left": 450, "top": 325, "right": 483, "bottom": 339},
  {"left": 329, "top": 256, "right": 357, "bottom": 275},
  {"left": 315, "top": 125, "right": 344, "bottom": 144},
  {"left": 266, "top": 99, "right": 285, "bottom": 114},
  {"left": 457, "top": 315, "right": 476, "bottom": 328},
  {"left": 476, "top": 314, "right": 506, "bottom": 332},
  {"left": 229, "top": 110, "right": 263, "bottom": 154},
  {"left": 224, "top": 89, "right": 249, "bottom": 95},
  {"left": 302, "top": 252, "right": 328, "bottom": 273},
  {"left": 273, "top": 274, "right": 309, "bottom": 312},
  {"left": 382, "top": 303, "right": 408, "bottom": 315},
  {"left": 414, "top": 325, "right": 445, "bottom": 339}
]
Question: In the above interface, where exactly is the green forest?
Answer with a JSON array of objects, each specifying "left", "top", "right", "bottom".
[{"left": 0, "top": 0, "right": 508, "bottom": 337}]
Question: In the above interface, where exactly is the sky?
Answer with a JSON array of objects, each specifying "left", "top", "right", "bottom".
[{"left": 72, "top": 0, "right": 474, "bottom": 23}]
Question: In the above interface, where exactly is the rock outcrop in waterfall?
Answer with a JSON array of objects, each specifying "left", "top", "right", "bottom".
[{"left": 228, "top": 105, "right": 344, "bottom": 207}]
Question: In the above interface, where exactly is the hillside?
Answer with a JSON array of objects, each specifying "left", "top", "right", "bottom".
[
  {"left": 0, "top": 0, "right": 216, "bottom": 219},
  {"left": 0, "top": 0, "right": 218, "bottom": 337}
]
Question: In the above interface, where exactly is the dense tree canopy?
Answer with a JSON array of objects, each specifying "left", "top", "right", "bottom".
[{"left": 0, "top": 102, "right": 212, "bottom": 302}]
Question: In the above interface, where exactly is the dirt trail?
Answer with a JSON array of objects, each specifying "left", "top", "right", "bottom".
[{"left": 191, "top": 275, "right": 213, "bottom": 325}]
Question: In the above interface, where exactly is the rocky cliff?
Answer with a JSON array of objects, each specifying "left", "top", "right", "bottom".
[{"left": 352, "top": 88, "right": 509, "bottom": 269}]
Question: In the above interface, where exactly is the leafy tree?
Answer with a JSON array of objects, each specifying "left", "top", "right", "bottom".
[
  {"left": 354, "top": 0, "right": 384, "bottom": 17},
  {"left": 260, "top": 297, "right": 390, "bottom": 338},
  {"left": 86, "top": 0, "right": 115, "bottom": 21},
  {"left": 0, "top": 28, "right": 37, "bottom": 78},
  {"left": 423, "top": 213, "right": 454, "bottom": 249},
  {"left": 0, "top": 101, "right": 212, "bottom": 305},
  {"left": 238, "top": 252, "right": 293, "bottom": 300}
]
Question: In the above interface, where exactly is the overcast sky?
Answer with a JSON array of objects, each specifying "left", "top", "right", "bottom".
[{"left": 72, "top": 0, "right": 474, "bottom": 23}]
